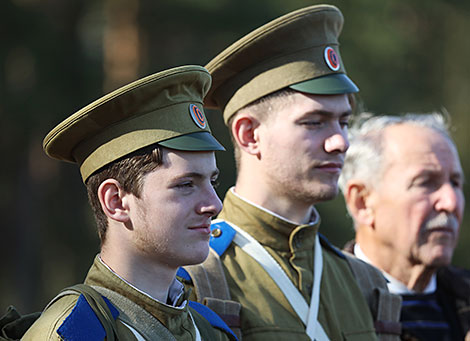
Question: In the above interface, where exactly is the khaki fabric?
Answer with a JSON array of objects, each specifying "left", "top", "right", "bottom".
[
  {"left": 23, "top": 256, "right": 230, "bottom": 340},
  {"left": 215, "top": 189, "right": 377, "bottom": 340},
  {"left": 42, "top": 65, "right": 224, "bottom": 182},
  {"left": 204, "top": 5, "right": 358, "bottom": 123}
]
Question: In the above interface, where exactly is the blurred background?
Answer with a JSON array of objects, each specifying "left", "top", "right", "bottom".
[{"left": 1, "top": 0, "right": 469, "bottom": 313}]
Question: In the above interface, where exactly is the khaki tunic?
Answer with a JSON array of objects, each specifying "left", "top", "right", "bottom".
[
  {"left": 23, "top": 256, "right": 231, "bottom": 340},
  {"left": 217, "top": 189, "right": 377, "bottom": 340}
]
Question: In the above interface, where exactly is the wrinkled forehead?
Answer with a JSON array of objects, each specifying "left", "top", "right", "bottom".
[{"left": 383, "top": 124, "right": 463, "bottom": 173}]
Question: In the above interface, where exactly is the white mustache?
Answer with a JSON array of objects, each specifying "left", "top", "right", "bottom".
[{"left": 424, "top": 212, "right": 459, "bottom": 232}]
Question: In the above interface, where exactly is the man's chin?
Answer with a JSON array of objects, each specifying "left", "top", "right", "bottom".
[
  {"left": 182, "top": 248, "right": 210, "bottom": 267},
  {"left": 427, "top": 249, "right": 454, "bottom": 268},
  {"left": 309, "top": 186, "right": 339, "bottom": 204}
]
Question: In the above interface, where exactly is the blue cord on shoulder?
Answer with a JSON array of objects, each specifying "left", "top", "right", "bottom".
[
  {"left": 210, "top": 221, "right": 236, "bottom": 256},
  {"left": 57, "top": 294, "right": 119, "bottom": 341},
  {"left": 189, "top": 301, "right": 238, "bottom": 340}
]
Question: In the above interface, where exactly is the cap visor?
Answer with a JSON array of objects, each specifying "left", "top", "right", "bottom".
[
  {"left": 289, "top": 73, "right": 359, "bottom": 94},
  {"left": 159, "top": 131, "right": 225, "bottom": 151}
]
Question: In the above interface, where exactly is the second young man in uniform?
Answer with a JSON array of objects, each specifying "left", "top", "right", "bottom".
[{"left": 179, "top": 5, "right": 401, "bottom": 341}]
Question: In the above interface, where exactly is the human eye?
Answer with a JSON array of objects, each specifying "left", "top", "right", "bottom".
[
  {"left": 299, "top": 119, "right": 323, "bottom": 127},
  {"left": 339, "top": 115, "right": 350, "bottom": 129},
  {"left": 339, "top": 119, "right": 349, "bottom": 129},
  {"left": 410, "top": 174, "right": 430, "bottom": 187},
  {"left": 211, "top": 178, "right": 220, "bottom": 189},
  {"left": 175, "top": 181, "right": 194, "bottom": 189},
  {"left": 450, "top": 175, "right": 463, "bottom": 189}
]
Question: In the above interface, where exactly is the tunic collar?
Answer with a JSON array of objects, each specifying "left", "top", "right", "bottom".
[
  {"left": 84, "top": 255, "right": 195, "bottom": 334},
  {"left": 97, "top": 255, "right": 185, "bottom": 306},
  {"left": 219, "top": 187, "right": 321, "bottom": 252}
]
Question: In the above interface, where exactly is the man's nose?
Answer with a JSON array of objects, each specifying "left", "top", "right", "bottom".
[
  {"left": 325, "top": 129, "right": 349, "bottom": 154},
  {"left": 199, "top": 186, "right": 223, "bottom": 217},
  {"left": 434, "top": 182, "right": 461, "bottom": 214}
]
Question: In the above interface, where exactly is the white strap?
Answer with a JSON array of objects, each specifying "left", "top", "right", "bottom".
[
  {"left": 306, "top": 233, "right": 326, "bottom": 340},
  {"left": 121, "top": 320, "right": 147, "bottom": 341},
  {"left": 222, "top": 220, "right": 329, "bottom": 341},
  {"left": 188, "top": 311, "right": 202, "bottom": 341}
]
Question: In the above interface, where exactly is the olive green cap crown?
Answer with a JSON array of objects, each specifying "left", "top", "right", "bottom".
[
  {"left": 205, "top": 4, "right": 359, "bottom": 124},
  {"left": 43, "top": 65, "right": 224, "bottom": 182}
]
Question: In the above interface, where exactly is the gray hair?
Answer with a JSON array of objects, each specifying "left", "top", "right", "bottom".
[{"left": 338, "top": 111, "right": 454, "bottom": 193}]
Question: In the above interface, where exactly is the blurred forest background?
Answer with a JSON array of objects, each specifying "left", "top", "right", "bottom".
[{"left": 1, "top": 0, "right": 469, "bottom": 313}]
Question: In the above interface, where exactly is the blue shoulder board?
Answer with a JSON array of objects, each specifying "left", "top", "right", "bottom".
[
  {"left": 176, "top": 220, "right": 236, "bottom": 283},
  {"left": 189, "top": 301, "right": 238, "bottom": 340},
  {"left": 209, "top": 220, "right": 236, "bottom": 256},
  {"left": 57, "top": 294, "right": 119, "bottom": 341},
  {"left": 318, "top": 233, "right": 346, "bottom": 259},
  {"left": 177, "top": 267, "right": 192, "bottom": 281}
]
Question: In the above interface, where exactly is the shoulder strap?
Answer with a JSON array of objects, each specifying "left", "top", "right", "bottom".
[
  {"left": 210, "top": 219, "right": 237, "bottom": 256},
  {"left": 185, "top": 248, "right": 232, "bottom": 301},
  {"left": 343, "top": 252, "right": 402, "bottom": 340},
  {"left": 189, "top": 301, "right": 238, "bottom": 340},
  {"left": 47, "top": 283, "right": 119, "bottom": 341},
  {"left": 183, "top": 240, "right": 242, "bottom": 339},
  {"left": 92, "top": 286, "right": 176, "bottom": 341}
]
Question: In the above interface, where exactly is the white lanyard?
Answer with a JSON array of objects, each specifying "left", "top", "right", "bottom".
[
  {"left": 218, "top": 219, "right": 329, "bottom": 341},
  {"left": 121, "top": 320, "right": 147, "bottom": 341},
  {"left": 188, "top": 311, "right": 202, "bottom": 341}
]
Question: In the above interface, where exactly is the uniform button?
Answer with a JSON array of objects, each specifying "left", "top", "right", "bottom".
[{"left": 211, "top": 228, "right": 222, "bottom": 238}]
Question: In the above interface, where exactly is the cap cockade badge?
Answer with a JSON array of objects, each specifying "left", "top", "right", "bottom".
[
  {"left": 189, "top": 104, "right": 207, "bottom": 129},
  {"left": 324, "top": 46, "right": 340, "bottom": 71}
]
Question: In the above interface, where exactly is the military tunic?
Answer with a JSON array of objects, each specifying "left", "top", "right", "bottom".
[
  {"left": 23, "top": 255, "right": 232, "bottom": 340},
  {"left": 216, "top": 189, "right": 377, "bottom": 340}
]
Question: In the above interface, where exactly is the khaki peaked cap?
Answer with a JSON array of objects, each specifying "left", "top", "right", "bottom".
[
  {"left": 205, "top": 4, "right": 359, "bottom": 124},
  {"left": 43, "top": 65, "right": 224, "bottom": 182}
]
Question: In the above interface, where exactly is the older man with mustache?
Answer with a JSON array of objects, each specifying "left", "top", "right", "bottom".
[{"left": 339, "top": 112, "right": 470, "bottom": 340}]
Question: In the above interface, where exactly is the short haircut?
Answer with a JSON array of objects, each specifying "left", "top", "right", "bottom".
[
  {"left": 85, "top": 145, "right": 164, "bottom": 245},
  {"left": 228, "top": 88, "right": 297, "bottom": 170},
  {"left": 339, "top": 111, "right": 454, "bottom": 193}
]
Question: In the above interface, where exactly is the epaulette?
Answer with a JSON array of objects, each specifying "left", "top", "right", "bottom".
[
  {"left": 318, "top": 233, "right": 346, "bottom": 259},
  {"left": 209, "top": 220, "right": 236, "bottom": 256},
  {"left": 57, "top": 294, "right": 119, "bottom": 341},
  {"left": 176, "top": 267, "right": 192, "bottom": 282},
  {"left": 176, "top": 220, "right": 235, "bottom": 283},
  {"left": 189, "top": 301, "right": 238, "bottom": 340}
]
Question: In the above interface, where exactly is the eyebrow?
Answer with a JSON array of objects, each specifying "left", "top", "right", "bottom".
[
  {"left": 301, "top": 109, "right": 352, "bottom": 118},
  {"left": 172, "top": 169, "right": 220, "bottom": 181},
  {"left": 413, "top": 168, "right": 465, "bottom": 183}
]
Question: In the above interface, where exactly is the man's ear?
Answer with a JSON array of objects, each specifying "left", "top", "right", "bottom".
[
  {"left": 98, "top": 179, "right": 131, "bottom": 224},
  {"left": 231, "top": 113, "right": 261, "bottom": 156},
  {"left": 344, "top": 180, "right": 375, "bottom": 228}
]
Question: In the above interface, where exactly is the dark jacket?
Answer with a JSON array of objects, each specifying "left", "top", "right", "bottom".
[{"left": 344, "top": 241, "right": 470, "bottom": 340}]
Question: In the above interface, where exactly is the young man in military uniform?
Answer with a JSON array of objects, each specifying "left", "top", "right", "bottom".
[
  {"left": 178, "top": 5, "right": 401, "bottom": 341},
  {"left": 23, "top": 65, "right": 237, "bottom": 340}
]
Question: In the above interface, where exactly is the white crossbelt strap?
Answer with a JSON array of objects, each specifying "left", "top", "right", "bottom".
[
  {"left": 218, "top": 219, "right": 329, "bottom": 341},
  {"left": 121, "top": 320, "right": 146, "bottom": 341},
  {"left": 188, "top": 311, "right": 202, "bottom": 341}
]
